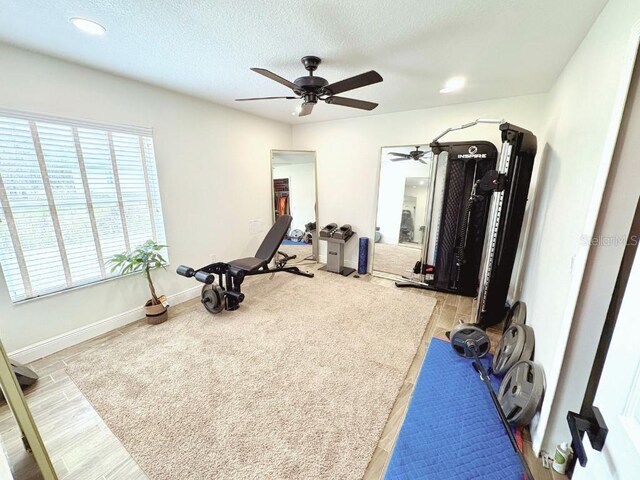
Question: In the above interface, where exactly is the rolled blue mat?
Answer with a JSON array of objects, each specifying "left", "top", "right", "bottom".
[{"left": 358, "top": 237, "right": 369, "bottom": 274}]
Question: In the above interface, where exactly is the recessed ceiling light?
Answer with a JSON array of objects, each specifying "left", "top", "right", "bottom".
[
  {"left": 291, "top": 111, "right": 297, "bottom": 116},
  {"left": 70, "top": 17, "right": 106, "bottom": 36},
  {"left": 440, "top": 76, "right": 466, "bottom": 94},
  {"left": 419, "top": 180, "right": 425, "bottom": 185}
]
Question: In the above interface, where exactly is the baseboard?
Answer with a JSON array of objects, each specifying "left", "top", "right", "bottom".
[{"left": 9, "top": 285, "right": 202, "bottom": 364}]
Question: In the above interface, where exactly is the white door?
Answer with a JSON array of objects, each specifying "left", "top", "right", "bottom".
[{"left": 573, "top": 249, "right": 640, "bottom": 479}]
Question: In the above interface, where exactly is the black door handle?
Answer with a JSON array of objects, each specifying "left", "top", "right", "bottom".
[{"left": 567, "top": 406, "right": 608, "bottom": 467}]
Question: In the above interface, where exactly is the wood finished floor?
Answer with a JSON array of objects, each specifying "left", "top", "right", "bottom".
[{"left": 0, "top": 268, "right": 561, "bottom": 479}]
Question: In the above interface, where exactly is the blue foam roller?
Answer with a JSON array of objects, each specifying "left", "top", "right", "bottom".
[{"left": 358, "top": 237, "right": 369, "bottom": 274}]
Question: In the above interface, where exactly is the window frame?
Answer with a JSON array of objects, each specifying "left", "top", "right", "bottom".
[{"left": 0, "top": 107, "right": 168, "bottom": 303}]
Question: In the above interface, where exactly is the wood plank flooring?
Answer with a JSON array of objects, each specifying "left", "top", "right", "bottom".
[{"left": 0, "top": 268, "right": 560, "bottom": 479}]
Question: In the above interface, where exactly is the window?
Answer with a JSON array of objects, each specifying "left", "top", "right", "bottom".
[{"left": 0, "top": 108, "right": 167, "bottom": 302}]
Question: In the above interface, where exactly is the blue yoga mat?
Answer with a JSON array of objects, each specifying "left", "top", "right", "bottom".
[{"left": 385, "top": 338, "right": 523, "bottom": 480}]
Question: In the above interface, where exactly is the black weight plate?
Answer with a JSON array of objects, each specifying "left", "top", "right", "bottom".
[
  {"left": 503, "top": 301, "right": 527, "bottom": 334},
  {"left": 498, "top": 360, "right": 545, "bottom": 426},
  {"left": 201, "top": 284, "right": 224, "bottom": 314},
  {"left": 214, "top": 285, "right": 226, "bottom": 311},
  {"left": 450, "top": 323, "right": 491, "bottom": 359}
]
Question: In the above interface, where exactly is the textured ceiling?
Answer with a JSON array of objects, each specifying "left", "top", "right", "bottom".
[{"left": 0, "top": 0, "right": 607, "bottom": 124}]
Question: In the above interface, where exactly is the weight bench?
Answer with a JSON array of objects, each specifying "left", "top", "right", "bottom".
[{"left": 176, "top": 215, "right": 314, "bottom": 313}]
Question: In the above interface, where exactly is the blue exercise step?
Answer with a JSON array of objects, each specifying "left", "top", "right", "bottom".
[{"left": 385, "top": 338, "right": 524, "bottom": 480}]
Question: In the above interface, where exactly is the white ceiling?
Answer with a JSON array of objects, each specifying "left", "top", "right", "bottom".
[{"left": 0, "top": 0, "right": 607, "bottom": 124}]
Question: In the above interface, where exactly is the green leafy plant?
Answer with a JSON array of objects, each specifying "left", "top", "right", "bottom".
[{"left": 109, "top": 240, "right": 168, "bottom": 305}]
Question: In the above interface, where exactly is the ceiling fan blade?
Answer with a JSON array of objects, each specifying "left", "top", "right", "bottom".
[
  {"left": 418, "top": 159, "right": 428, "bottom": 164},
  {"left": 325, "top": 96, "right": 378, "bottom": 111},
  {"left": 389, "top": 152, "right": 411, "bottom": 158},
  {"left": 390, "top": 158, "right": 410, "bottom": 162},
  {"left": 250, "top": 68, "right": 298, "bottom": 90},
  {"left": 324, "top": 71, "right": 383, "bottom": 95},
  {"left": 298, "top": 103, "right": 314, "bottom": 117},
  {"left": 235, "top": 96, "right": 299, "bottom": 101}
]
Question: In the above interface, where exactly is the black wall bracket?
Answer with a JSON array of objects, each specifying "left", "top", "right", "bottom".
[{"left": 567, "top": 406, "right": 608, "bottom": 467}]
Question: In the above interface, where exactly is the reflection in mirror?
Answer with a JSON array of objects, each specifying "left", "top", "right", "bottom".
[
  {"left": 271, "top": 150, "right": 318, "bottom": 262},
  {"left": 373, "top": 145, "right": 433, "bottom": 278}
]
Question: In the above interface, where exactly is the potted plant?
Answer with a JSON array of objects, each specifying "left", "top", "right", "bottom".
[{"left": 109, "top": 240, "right": 169, "bottom": 325}]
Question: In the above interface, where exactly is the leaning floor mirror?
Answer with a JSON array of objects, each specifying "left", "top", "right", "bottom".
[
  {"left": 373, "top": 145, "right": 434, "bottom": 279},
  {"left": 271, "top": 150, "right": 318, "bottom": 262}
]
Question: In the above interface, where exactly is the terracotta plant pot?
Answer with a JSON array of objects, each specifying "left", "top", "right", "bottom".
[{"left": 144, "top": 298, "right": 168, "bottom": 325}]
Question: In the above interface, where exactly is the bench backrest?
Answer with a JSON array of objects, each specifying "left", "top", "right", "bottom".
[{"left": 255, "top": 215, "right": 292, "bottom": 262}]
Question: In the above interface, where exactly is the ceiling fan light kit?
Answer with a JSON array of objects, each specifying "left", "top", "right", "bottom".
[{"left": 236, "top": 56, "right": 383, "bottom": 117}]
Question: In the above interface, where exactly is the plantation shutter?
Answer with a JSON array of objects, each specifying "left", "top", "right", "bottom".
[{"left": 0, "top": 108, "right": 167, "bottom": 302}]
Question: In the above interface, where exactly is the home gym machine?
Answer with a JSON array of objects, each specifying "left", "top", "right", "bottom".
[
  {"left": 396, "top": 119, "right": 500, "bottom": 295},
  {"left": 176, "top": 215, "right": 314, "bottom": 314},
  {"left": 396, "top": 139, "right": 498, "bottom": 296},
  {"left": 397, "top": 120, "right": 536, "bottom": 328}
]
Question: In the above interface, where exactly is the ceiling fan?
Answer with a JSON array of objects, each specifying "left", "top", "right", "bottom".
[
  {"left": 389, "top": 147, "right": 431, "bottom": 164},
  {"left": 236, "top": 56, "right": 383, "bottom": 117}
]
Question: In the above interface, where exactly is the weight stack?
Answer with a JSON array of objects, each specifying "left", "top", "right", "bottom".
[{"left": 358, "top": 237, "right": 369, "bottom": 274}]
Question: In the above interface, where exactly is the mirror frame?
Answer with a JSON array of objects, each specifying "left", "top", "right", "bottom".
[
  {"left": 372, "top": 143, "right": 436, "bottom": 279},
  {"left": 270, "top": 149, "right": 319, "bottom": 260}
]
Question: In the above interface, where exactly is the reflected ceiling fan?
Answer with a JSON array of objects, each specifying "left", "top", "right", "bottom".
[
  {"left": 389, "top": 147, "right": 431, "bottom": 164},
  {"left": 236, "top": 56, "right": 383, "bottom": 117}
]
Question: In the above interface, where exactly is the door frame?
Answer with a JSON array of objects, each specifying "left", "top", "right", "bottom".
[
  {"left": 533, "top": 19, "right": 640, "bottom": 453},
  {"left": 569, "top": 198, "right": 640, "bottom": 473}
]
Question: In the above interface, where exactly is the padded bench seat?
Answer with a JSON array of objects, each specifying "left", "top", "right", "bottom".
[{"left": 228, "top": 257, "right": 268, "bottom": 273}]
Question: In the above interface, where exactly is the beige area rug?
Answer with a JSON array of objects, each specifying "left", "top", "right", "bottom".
[
  {"left": 65, "top": 272, "right": 436, "bottom": 480},
  {"left": 373, "top": 242, "right": 422, "bottom": 278}
]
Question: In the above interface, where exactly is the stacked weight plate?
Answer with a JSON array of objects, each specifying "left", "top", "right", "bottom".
[{"left": 493, "top": 301, "right": 545, "bottom": 426}]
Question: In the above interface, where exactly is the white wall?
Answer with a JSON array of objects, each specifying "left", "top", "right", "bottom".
[
  {"left": 272, "top": 161, "right": 316, "bottom": 232},
  {"left": 0, "top": 44, "right": 291, "bottom": 354},
  {"left": 408, "top": 184, "right": 429, "bottom": 243},
  {"left": 518, "top": 0, "right": 640, "bottom": 453},
  {"left": 292, "top": 94, "right": 548, "bottom": 269}
]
